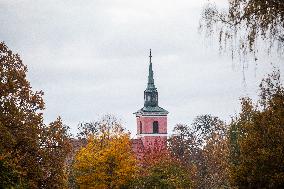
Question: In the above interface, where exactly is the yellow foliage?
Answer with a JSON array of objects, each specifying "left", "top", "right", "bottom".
[{"left": 73, "top": 133, "right": 137, "bottom": 188}]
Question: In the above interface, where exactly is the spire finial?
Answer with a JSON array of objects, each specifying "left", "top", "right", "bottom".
[
  {"left": 149, "top": 49, "right": 152, "bottom": 63},
  {"left": 147, "top": 49, "right": 155, "bottom": 90}
]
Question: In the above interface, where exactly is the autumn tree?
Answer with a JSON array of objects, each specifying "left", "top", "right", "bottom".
[
  {"left": 131, "top": 153, "right": 192, "bottom": 189},
  {"left": 73, "top": 115, "right": 137, "bottom": 189},
  {"left": 192, "top": 114, "right": 227, "bottom": 146},
  {"left": 201, "top": 127, "right": 230, "bottom": 189},
  {"left": 0, "top": 41, "right": 45, "bottom": 188},
  {"left": 200, "top": 0, "right": 284, "bottom": 61},
  {"left": 228, "top": 69, "right": 284, "bottom": 188},
  {"left": 77, "top": 115, "right": 123, "bottom": 139},
  {"left": 129, "top": 145, "right": 191, "bottom": 189},
  {"left": 0, "top": 41, "right": 71, "bottom": 188},
  {"left": 77, "top": 121, "right": 99, "bottom": 139},
  {"left": 0, "top": 141, "right": 20, "bottom": 188},
  {"left": 40, "top": 118, "right": 72, "bottom": 189},
  {"left": 168, "top": 115, "right": 230, "bottom": 189},
  {"left": 167, "top": 124, "right": 200, "bottom": 188},
  {"left": 193, "top": 115, "right": 230, "bottom": 189}
]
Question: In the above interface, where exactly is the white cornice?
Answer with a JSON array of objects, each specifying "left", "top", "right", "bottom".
[{"left": 137, "top": 133, "right": 168, "bottom": 137}]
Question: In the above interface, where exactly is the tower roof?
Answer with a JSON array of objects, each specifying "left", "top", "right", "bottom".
[{"left": 134, "top": 49, "right": 168, "bottom": 115}]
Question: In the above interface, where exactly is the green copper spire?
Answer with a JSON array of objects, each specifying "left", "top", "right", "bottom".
[
  {"left": 147, "top": 49, "right": 156, "bottom": 90},
  {"left": 134, "top": 49, "right": 169, "bottom": 114}
]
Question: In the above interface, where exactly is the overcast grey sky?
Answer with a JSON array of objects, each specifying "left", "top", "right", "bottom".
[{"left": 1, "top": 0, "right": 283, "bottom": 136}]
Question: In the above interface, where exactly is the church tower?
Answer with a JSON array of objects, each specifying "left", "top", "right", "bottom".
[{"left": 134, "top": 49, "right": 169, "bottom": 150}]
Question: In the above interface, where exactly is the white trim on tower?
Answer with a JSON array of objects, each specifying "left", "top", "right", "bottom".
[{"left": 137, "top": 133, "right": 167, "bottom": 137}]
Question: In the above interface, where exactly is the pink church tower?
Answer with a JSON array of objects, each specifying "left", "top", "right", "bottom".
[{"left": 134, "top": 49, "right": 169, "bottom": 151}]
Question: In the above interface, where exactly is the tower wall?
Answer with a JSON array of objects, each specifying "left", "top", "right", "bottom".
[
  {"left": 136, "top": 116, "right": 167, "bottom": 134},
  {"left": 136, "top": 115, "right": 167, "bottom": 150}
]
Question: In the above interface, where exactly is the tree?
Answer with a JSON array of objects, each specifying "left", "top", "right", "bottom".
[
  {"left": 200, "top": 0, "right": 284, "bottom": 61},
  {"left": 77, "top": 114, "right": 124, "bottom": 139},
  {"left": 77, "top": 121, "right": 99, "bottom": 139},
  {"left": 168, "top": 116, "right": 230, "bottom": 189},
  {"left": 0, "top": 145, "right": 20, "bottom": 188},
  {"left": 229, "top": 69, "right": 284, "bottom": 188},
  {"left": 40, "top": 118, "right": 72, "bottom": 189},
  {"left": 131, "top": 151, "right": 192, "bottom": 189},
  {"left": 0, "top": 41, "right": 45, "bottom": 188},
  {"left": 192, "top": 114, "right": 227, "bottom": 146},
  {"left": 202, "top": 129, "right": 230, "bottom": 189},
  {"left": 73, "top": 116, "right": 137, "bottom": 189},
  {"left": 167, "top": 124, "right": 200, "bottom": 187},
  {"left": 0, "top": 41, "right": 71, "bottom": 188}
]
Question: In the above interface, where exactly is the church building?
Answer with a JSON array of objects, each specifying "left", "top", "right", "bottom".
[{"left": 132, "top": 50, "right": 169, "bottom": 156}]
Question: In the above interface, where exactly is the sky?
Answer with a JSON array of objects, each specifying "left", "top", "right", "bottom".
[{"left": 0, "top": 0, "right": 283, "bottom": 137}]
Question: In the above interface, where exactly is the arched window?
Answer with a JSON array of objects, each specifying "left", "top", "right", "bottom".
[
  {"left": 153, "top": 121, "right": 159, "bottom": 134},
  {"left": 140, "top": 121, "right": 143, "bottom": 134}
]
